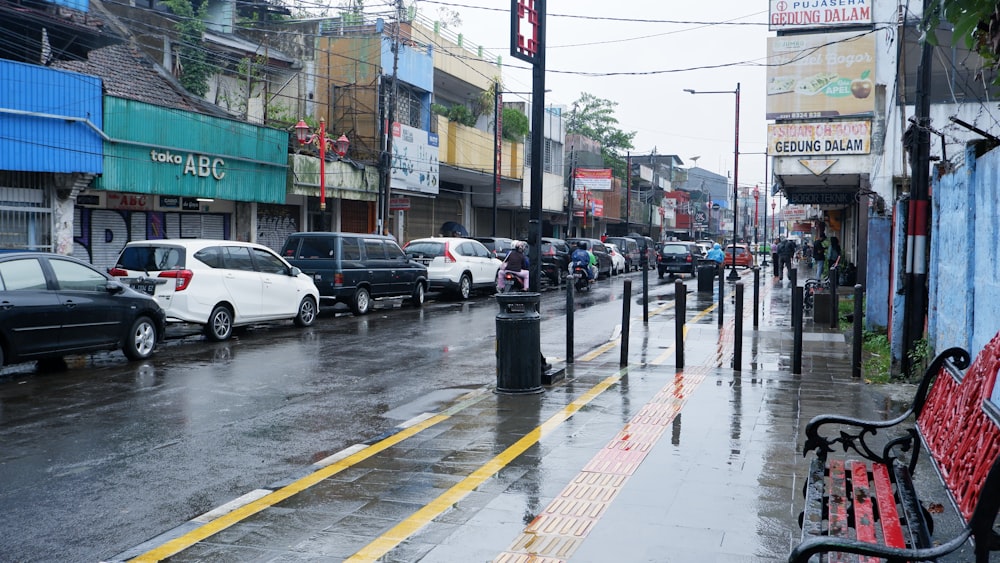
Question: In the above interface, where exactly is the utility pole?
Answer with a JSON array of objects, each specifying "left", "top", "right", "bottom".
[
  {"left": 901, "top": 27, "right": 933, "bottom": 377},
  {"left": 380, "top": 0, "right": 403, "bottom": 236}
]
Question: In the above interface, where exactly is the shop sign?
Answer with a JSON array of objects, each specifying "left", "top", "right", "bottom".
[
  {"left": 182, "top": 198, "right": 201, "bottom": 211},
  {"left": 160, "top": 196, "right": 180, "bottom": 208},
  {"left": 107, "top": 193, "right": 152, "bottom": 211},
  {"left": 767, "top": 120, "right": 870, "bottom": 156},
  {"left": 149, "top": 150, "right": 226, "bottom": 180},
  {"left": 766, "top": 32, "right": 876, "bottom": 120},
  {"left": 769, "top": 0, "right": 872, "bottom": 31},
  {"left": 389, "top": 197, "right": 411, "bottom": 210},
  {"left": 77, "top": 194, "right": 101, "bottom": 207},
  {"left": 389, "top": 122, "right": 439, "bottom": 195},
  {"left": 573, "top": 168, "right": 613, "bottom": 191}
]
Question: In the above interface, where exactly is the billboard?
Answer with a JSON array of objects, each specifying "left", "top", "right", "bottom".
[
  {"left": 767, "top": 120, "right": 871, "bottom": 156},
  {"left": 769, "top": 0, "right": 872, "bottom": 31},
  {"left": 390, "top": 122, "right": 440, "bottom": 195},
  {"left": 766, "top": 32, "right": 876, "bottom": 120},
  {"left": 573, "top": 168, "right": 613, "bottom": 191}
]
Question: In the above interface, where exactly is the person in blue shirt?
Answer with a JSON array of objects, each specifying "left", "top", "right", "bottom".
[
  {"left": 570, "top": 241, "right": 594, "bottom": 281},
  {"left": 706, "top": 243, "right": 725, "bottom": 264}
]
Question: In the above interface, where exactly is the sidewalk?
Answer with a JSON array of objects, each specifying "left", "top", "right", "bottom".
[{"left": 115, "top": 266, "right": 979, "bottom": 562}]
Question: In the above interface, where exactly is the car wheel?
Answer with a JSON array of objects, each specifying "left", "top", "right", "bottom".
[
  {"left": 351, "top": 287, "right": 371, "bottom": 316},
  {"left": 205, "top": 305, "right": 234, "bottom": 342},
  {"left": 294, "top": 296, "right": 317, "bottom": 327},
  {"left": 457, "top": 273, "right": 472, "bottom": 300},
  {"left": 123, "top": 315, "right": 158, "bottom": 360},
  {"left": 411, "top": 282, "right": 426, "bottom": 307}
]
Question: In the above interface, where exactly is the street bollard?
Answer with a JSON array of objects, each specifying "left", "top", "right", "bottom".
[
  {"left": 792, "top": 287, "right": 803, "bottom": 375},
  {"left": 734, "top": 282, "right": 743, "bottom": 371},
  {"left": 495, "top": 293, "right": 542, "bottom": 394},
  {"left": 642, "top": 254, "right": 649, "bottom": 324},
  {"left": 718, "top": 266, "right": 725, "bottom": 327},
  {"left": 752, "top": 266, "right": 760, "bottom": 329},
  {"left": 790, "top": 267, "right": 797, "bottom": 289},
  {"left": 829, "top": 266, "right": 839, "bottom": 329},
  {"left": 853, "top": 284, "right": 863, "bottom": 378},
  {"left": 675, "top": 279, "right": 685, "bottom": 369},
  {"left": 620, "top": 280, "right": 632, "bottom": 367},
  {"left": 566, "top": 272, "right": 574, "bottom": 365}
]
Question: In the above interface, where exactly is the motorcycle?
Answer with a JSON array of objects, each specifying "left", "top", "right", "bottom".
[
  {"left": 571, "top": 264, "right": 591, "bottom": 292},
  {"left": 500, "top": 270, "right": 527, "bottom": 293}
]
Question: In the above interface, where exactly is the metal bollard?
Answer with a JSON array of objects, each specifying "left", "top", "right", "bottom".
[
  {"left": 718, "top": 266, "right": 725, "bottom": 327},
  {"left": 829, "top": 266, "right": 839, "bottom": 329},
  {"left": 790, "top": 267, "right": 797, "bottom": 289},
  {"left": 620, "top": 280, "right": 632, "bottom": 367},
  {"left": 734, "top": 282, "right": 743, "bottom": 371},
  {"left": 852, "top": 284, "right": 863, "bottom": 378},
  {"left": 752, "top": 266, "right": 760, "bottom": 329},
  {"left": 566, "top": 271, "right": 574, "bottom": 365},
  {"left": 792, "top": 287, "right": 803, "bottom": 375},
  {"left": 642, "top": 252, "right": 649, "bottom": 324},
  {"left": 675, "top": 279, "right": 685, "bottom": 369},
  {"left": 495, "top": 293, "right": 542, "bottom": 394}
]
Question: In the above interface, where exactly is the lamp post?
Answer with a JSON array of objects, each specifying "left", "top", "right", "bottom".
[
  {"left": 685, "top": 83, "right": 740, "bottom": 280},
  {"left": 753, "top": 185, "right": 760, "bottom": 254},
  {"left": 295, "top": 118, "right": 349, "bottom": 214},
  {"left": 771, "top": 200, "right": 777, "bottom": 240}
]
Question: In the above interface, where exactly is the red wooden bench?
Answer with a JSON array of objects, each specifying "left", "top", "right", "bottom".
[{"left": 789, "top": 333, "right": 1000, "bottom": 562}]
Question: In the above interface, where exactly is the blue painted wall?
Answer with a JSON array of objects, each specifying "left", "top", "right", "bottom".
[
  {"left": 383, "top": 40, "right": 434, "bottom": 93},
  {"left": 865, "top": 215, "right": 891, "bottom": 330},
  {"left": 929, "top": 145, "right": 1000, "bottom": 357},
  {"left": 0, "top": 60, "right": 103, "bottom": 173}
]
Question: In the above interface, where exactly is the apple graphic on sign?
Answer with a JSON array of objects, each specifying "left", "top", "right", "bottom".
[{"left": 851, "top": 70, "right": 872, "bottom": 99}]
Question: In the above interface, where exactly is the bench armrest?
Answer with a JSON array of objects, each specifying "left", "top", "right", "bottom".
[
  {"left": 789, "top": 530, "right": 974, "bottom": 563},
  {"left": 803, "top": 347, "right": 970, "bottom": 465}
]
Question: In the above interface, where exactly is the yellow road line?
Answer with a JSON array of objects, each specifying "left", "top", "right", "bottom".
[
  {"left": 346, "top": 371, "right": 625, "bottom": 562},
  {"left": 128, "top": 414, "right": 450, "bottom": 562}
]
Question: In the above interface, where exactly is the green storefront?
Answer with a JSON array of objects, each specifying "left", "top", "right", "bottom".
[{"left": 75, "top": 97, "right": 290, "bottom": 268}]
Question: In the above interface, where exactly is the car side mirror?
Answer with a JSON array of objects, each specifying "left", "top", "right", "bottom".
[
  {"left": 106, "top": 280, "right": 126, "bottom": 294},
  {"left": 289, "top": 266, "right": 302, "bottom": 277}
]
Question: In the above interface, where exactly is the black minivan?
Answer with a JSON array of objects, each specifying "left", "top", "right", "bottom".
[{"left": 281, "top": 232, "right": 428, "bottom": 315}]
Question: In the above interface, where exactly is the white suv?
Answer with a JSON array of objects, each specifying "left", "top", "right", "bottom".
[
  {"left": 110, "top": 239, "right": 319, "bottom": 341},
  {"left": 403, "top": 237, "right": 502, "bottom": 299}
]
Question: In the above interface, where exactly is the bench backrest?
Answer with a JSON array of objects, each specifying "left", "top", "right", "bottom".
[{"left": 916, "top": 331, "right": 1000, "bottom": 521}]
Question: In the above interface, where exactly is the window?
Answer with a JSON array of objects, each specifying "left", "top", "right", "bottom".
[
  {"left": 252, "top": 248, "right": 288, "bottom": 274},
  {"left": 296, "top": 237, "right": 336, "bottom": 259},
  {"left": 194, "top": 247, "right": 224, "bottom": 268},
  {"left": 384, "top": 242, "right": 406, "bottom": 260},
  {"left": 0, "top": 258, "right": 47, "bottom": 291},
  {"left": 364, "top": 239, "right": 387, "bottom": 260},
  {"left": 50, "top": 259, "right": 107, "bottom": 292},
  {"left": 119, "top": 246, "right": 184, "bottom": 271},
  {"left": 221, "top": 246, "right": 255, "bottom": 271},
  {"left": 342, "top": 238, "right": 362, "bottom": 260}
]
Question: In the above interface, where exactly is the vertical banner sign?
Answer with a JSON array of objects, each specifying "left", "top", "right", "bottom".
[
  {"left": 495, "top": 92, "right": 503, "bottom": 194},
  {"left": 511, "top": 0, "right": 540, "bottom": 63}
]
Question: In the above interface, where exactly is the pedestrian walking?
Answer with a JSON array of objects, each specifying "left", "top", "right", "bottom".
[
  {"left": 813, "top": 232, "right": 828, "bottom": 280},
  {"left": 775, "top": 237, "right": 794, "bottom": 281},
  {"left": 825, "top": 236, "right": 842, "bottom": 280}
]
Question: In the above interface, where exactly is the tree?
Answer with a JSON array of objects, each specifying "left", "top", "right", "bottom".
[
  {"left": 923, "top": 1, "right": 1000, "bottom": 83},
  {"left": 163, "top": 0, "right": 212, "bottom": 98},
  {"left": 566, "top": 92, "right": 636, "bottom": 177}
]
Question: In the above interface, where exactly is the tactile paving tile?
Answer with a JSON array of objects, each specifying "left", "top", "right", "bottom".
[{"left": 496, "top": 368, "right": 710, "bottom": 561}]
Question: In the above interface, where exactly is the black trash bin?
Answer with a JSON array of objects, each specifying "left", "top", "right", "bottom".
[
  {"left": 697, "top": 260, "right": 717, "bottom": 293},
  {"left": 495, "top": 292, "right": 542, "bottom": 394}
]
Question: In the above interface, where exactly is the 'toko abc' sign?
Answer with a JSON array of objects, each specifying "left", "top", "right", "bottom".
[{"left": 150, "top": 150, "right": 226, "bottom": 180}]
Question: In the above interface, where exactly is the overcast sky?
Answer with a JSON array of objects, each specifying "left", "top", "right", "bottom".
[{"left": 416, "top": 0, "right": 772, "bottom": 191}]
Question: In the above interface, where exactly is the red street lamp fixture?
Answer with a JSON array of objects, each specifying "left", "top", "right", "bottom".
[{"left": 295, "top": 117, "right": 349, "bottom": 211}]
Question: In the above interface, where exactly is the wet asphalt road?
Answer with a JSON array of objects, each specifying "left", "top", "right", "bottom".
[{"left": 0, "top": 268, "right": 694, "bottom": 562}]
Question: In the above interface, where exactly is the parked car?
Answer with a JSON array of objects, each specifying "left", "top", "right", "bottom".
[
  {"left": 403, "top": 237, "right": 502, "bottom": 299},
  {"left": 472, "top": 237, "right": 515, "bottom": 261},
  {"left": 606, "top": 243, "right": 627, "bottom": 275},
  {"left": 540, "top": 237, "right": 570, "bottom": 285},
  {"left": 626, "top": 234, "right": 657, "bottom": 270},
  {"left": 604, "top": 236, "right": 640, "bottom": 272},
  {"left": 0, "top": 252, "right": 165, "bottom": 367},
  {"left": 280, "top": 232, "right": 427, "bottom": 316},
  {"left": 110, "top": 239, "right": 319, "bottom": 342},
  {"left": 657, "top": 241, "right": 702, "bottom": 279},
  {"left": 725, "top": 244, "right": 755, "bottom": 268},
  {"left": 565, "top": 238, "right": 613, "bottom": 278},
  {"left": 695, "top": 242, "right": 713, "bottom": 258}
]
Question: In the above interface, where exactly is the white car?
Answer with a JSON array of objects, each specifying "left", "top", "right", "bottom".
[
  {"left": 110, "top": 239, "right": 320, "bottom": 341},
  {"left": 403, "top": 237, "right": 502, "bottom": 299},
  {"left": 606, "top": 243, "right": 627, "bottom": 276}
]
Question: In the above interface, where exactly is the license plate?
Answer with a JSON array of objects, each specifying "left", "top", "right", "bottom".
[{"left": 131, "top": 283, "right": 156, "bottom": 295}]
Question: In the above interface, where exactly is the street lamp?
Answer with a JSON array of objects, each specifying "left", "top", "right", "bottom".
[
  {"left": 753, "top": 185, "right": 760, "bottom": 254},
  {"left": 771, "top": 200, "right": 777, "bottom": 240},
  {"left": 685, "top": 83, "right": 740, "bottom": 280},
  {"left": 295, "top": 118, "right": 349, "bottom": 211}
]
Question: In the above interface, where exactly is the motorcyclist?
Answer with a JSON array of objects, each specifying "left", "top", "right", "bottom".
[
  {"left": 496, "top": 240, "right": 529, "bottom": 291},
  {"left": 570, "top": 241, "right": 594, "bottom": 281},
  {"left": 706, "top": 242, "right": 725, "bottom": 275}
]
